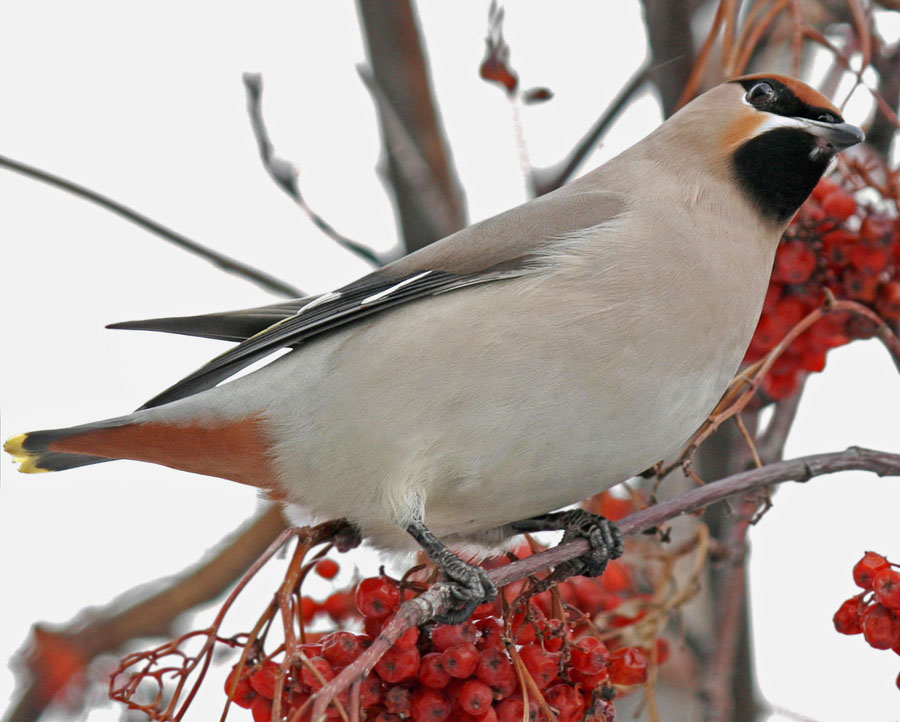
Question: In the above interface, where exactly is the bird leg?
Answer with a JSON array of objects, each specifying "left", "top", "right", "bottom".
[
  {"left": 509, "top": 508, "right": 624, "bottom": 581},
  {"left": 406, "top": 519, "right": 498, "bottom": 625}
]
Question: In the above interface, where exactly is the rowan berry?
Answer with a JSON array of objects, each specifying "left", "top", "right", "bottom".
[
  {"left": 475, "top": 647, "right": 516, "bottom": 698},
  {"left": 224, "top": 665, "right": 256, "bottom": 708},
  {"left": 250, "top": 696, "right": 273, "bottom": 722},
  {"left": 384, "top": 684, "right": 412, "bottom": 716},
  {"left": 862, "top": 604, "right": 900, "bottom": 650},
  {"left": 321, "top": 631, "right": 366, "bottom": 667},
  {"left": 459, "top": 679, "right": 493, "bottom": 716},
  {"left": 876, "top": 281, "right": 900, "bottom": 322},
  {"left": 518, "top": 643, "right": 559, "bottom": 689},
  {"left": 545, "top": 683, "right": 586, "bottom": 722},
  {"left": 773, "top": 242, "right": 817, "bottom": 283},
  {"left": 300, "top": 656, "right": 334, "bottom": 691},
  {"left": 833, "top": 596, "right": 864, "bottom": 635},
  {"left": 315, "top": 558, "right": 340, "bottom": 579},
  {"left": 410, "top": 688, "right": 451, "bottom": 722},
  {"left": 608, "top": 646, "right": 648, "bottom": 686},
  {"left": 300, "top": 595, "right": 320, "bottom": 624},
  {"left": 249, "top": 661, "right": 279, "bottom": 699},
  {"left": 475, "top": 616, "right": 505, "bottom": 649},
  {"left": 419, "top": 652, "right": 452, "bottom": 689},
  {"left": 821, "top": 189, "right": 857, "bottom": 220},
  {"left": 323, "top": 591, "right": 356, "bottom": 622},
  {"left": 356, "top": 577, "right": 402, "bottom": 619},
  {"left": 393, "top": 626, "right": 420, "bottom": 651},
  {"left": 375, "top": 645, "right": 420, "bottom": 683},
  {"left": 442, "top": 642, "right": 480, "bottom": 678},
  {"left": 853, "top": 551, "right": 890, "bottom": 590},
  {"left": 873, "top": 568, "right": 900, "bottom": 610},
  {"left": 360, "top": 673, "right": 383, "bottom": 707},
  {"left": 431, "top": 622, "right": 477, "bottom": 650},
  {"left": 571, "top": 636, "right": 610, "bottom": 674}
]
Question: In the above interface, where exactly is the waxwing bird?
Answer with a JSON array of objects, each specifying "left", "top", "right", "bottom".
[{"left": 5, "top": 75, "right": 863, "bottom": 621}]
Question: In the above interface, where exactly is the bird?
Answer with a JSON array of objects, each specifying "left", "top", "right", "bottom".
[{"left": 5, "top": 74, "right": 863, "bottom": 621}]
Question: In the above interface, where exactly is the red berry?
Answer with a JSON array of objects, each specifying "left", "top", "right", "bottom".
[
  {"left": 441, "top": 642, "right": 480, "bottom": 678},
  {"left": 323, "top": 591, "right": 356, "bottom": 622},
  {"left": 251, "top": 696, "right": 273, "bottom": 722},
  {"left": 833, "top": 596, "right": 864, "bottom": 635},
  {"left": 873, "top": 568, "right": 900, "bottom": 610},
  {"left": 431, "top": 622, "right": 477, "bottom": 651},
  {"left": 249, "top": 661, "right": 278, "bottom": 699},
  {"left": 384, "top": 684, "right": 412, "bottom": 716},
  {"left": 300, "top": 595, "right": 320, "bottom": 624},
  {"left": 862, "top": 603, "right": 900, "bottom": 650},
  {"left": 859, "top": 215, "right": 894, "bottom": 243},
  {"left": 812, "top": 176, "right": 840, "bottom": 202},
  {"left": 315, "top": 558, "right": 340, "bottom": 579},
  {"left": 360, "top": 673, "right": 383, "bottom": 707},
  {"left": 476, "top": 647, "right": 516, "bottom": 698},
  {"left": 321, "top": 631, "right": 366, "bottom": 667},
  {"left": 517, "top": 644, "right": 559, "bottom": 689},
  {"left": 356, "top": 577, "right": 401, "bottom": 619},
  {"left": 375, "top": 645, "right": 420, "bottom": 683},
  {"left": 773, "top": 242, "right": 817, "bottom": 283},
  {"left": 821, "top": 189, "right": 857, "bottom": 220},
  {"left": 572, "top": 577, "right": 618, "bottom": 616},
  {"left": 842, "top": 268, "right": 880, "bottom": 302},
  {"left": 420, "top": 652, "right": 452, "bottom": 689},
  {"left": 300, "top": 656, "right": 335, "bottom": 691},
  {"left": 850, "top": 245, "right": 890, "bottom": 274},
  {"left": 822, "top": 229, "right": 857, "bottom": 266},
  {"left": 496, "top": 697, "right": 533, "bottom": 722},
  {"left": 475, "top": 616, "right": 505, "bottom": 650},
  {"left": 540, "top": 618, "right": 567, "bottom": 652},
  {"left": 410, "top": 688, "right": 451, "bottom": 722},
  {"left": 224, "top": 665, "right": 255, "bottom": 708},
  {"left": 853, "top": 551, "right": 890, "bottom": 590},
  {"left": 570, "top": 636, "right": 610, "bottom": 674},
  {"left": 393, "top": 626, "right": 420, "bottom": 651},
  {"left": 876, "top": 281, "right": 900, "bottom": 322},
  {"left": 459, "top": 679, "right": 493, "bottom": 716},
  {"left": 545, "top": 683, "right": 586, "bottom": 722},
  {"left": 609, "top": 646, "right": 649, "bottom": 686}
]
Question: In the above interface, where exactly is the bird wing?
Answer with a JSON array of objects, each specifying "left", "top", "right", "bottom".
[{"left": 128, "top": 182, "right": 625, "bottom": 410}]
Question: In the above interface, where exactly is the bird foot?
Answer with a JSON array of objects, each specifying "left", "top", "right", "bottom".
[
  {"left": 511, "top": 508, "right": 624, "bottom": 581},
  {"left": 406, "top": 519, "right": 498, "bottom": 624}
]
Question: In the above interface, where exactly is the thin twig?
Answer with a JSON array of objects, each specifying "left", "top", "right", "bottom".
[
  {"left": 309, "top": 446, "right": 900, "bottom": 721},
  {"left": 241, "top": 73, "right": 382, "bottom": 267},
  {"left": 0, "top": 154, "right": 302, "bottom": 299},
  {"left": 530, "top": 62, "right": 649, "bottom": 196}
]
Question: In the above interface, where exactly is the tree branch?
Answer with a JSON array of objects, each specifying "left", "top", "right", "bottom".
[
  {"left": 241, "top": 74, "right": 383, "bottom": 267},
  {"left": 309, "top": 446, "right": 900, "bottom": 720},
  {"left": 530, "top": 62, "right": 649, "bottom": 196},
  {"left": 0, "top": 154, "right": 302, "bottom": 299},
  {"left": 356, "top": 0, "right": 467, "bottom": 253}
]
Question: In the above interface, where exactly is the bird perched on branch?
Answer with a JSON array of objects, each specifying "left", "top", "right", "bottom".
[{"left": 5, "top": 75, "right": 862, "bottom": 622}]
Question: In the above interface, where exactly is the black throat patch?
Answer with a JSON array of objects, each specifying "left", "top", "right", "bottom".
[{"left": 732, "top": 127, "right": 831, "bottom": 224}]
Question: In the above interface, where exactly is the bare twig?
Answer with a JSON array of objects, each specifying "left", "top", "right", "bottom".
[
  {"left": 530, "top": 62, "right": 650, "bottom": 196},
  {"left": 0, "top": 154, "right": 302, "bottom": 298},
  {"left": 309, "top": 446, "right": 900, "bottom": 720},
  {"left": 241, "top": 73, "right": 382, "bottom": 267}
]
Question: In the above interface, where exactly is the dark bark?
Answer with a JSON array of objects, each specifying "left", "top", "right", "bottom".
[
  {"left": 639, "top": 0, "right": 702, "bottom": 118},
  {"left": 356, "top": 0, "right": 467, "bottom": 252}
]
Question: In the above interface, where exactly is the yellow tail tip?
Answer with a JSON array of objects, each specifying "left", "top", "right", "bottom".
[{"left": 3, "top": 434, "right": 50, "bottom": 473}]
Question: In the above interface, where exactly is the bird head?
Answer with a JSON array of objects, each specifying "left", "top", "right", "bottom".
[{"left": 718, "top": 74, "right": 864, "bottom": 224}]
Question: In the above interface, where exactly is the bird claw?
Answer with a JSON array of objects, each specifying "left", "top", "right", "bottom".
[
  {"left": 435, "top": 557, "right": 498, "bottom": 625},
  {"left": 551, "top": 509, "right": 624, "bottom": 580}
]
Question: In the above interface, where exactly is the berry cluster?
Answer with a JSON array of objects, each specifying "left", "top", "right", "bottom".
[
  {"left": 225, "top": 534, "right": 669, "bottom": 721},
  {"left": 833, "top": 551, "right": 900, "bottom": 691},
  {"left": 744, "top": 173, "right": 900, "bottom": 401}
]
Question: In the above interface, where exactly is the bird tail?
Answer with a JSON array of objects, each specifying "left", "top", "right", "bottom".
[
  {"left": 4, "top": 420, "right": 128, "bottom": 473},
  {"left": 4, "top": 411, "right": 278, "bottom": 488}
]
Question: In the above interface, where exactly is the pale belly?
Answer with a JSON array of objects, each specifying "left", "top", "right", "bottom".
[{"left": 263, "top": 269, "right": 761, "bottom": 552}]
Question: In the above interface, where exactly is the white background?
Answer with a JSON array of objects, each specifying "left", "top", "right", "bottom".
[{"left": 1, "top": 2, "right": 899, "bottom": 721}]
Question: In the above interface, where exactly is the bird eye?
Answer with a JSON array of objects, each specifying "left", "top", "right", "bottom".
[{"left": 746, "top": 82, "right": 775, "bottom": 106}]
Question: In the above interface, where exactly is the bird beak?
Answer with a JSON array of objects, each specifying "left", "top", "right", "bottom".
[{"left": 800, "top": 118, "right": 865, "bottom": 152}]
